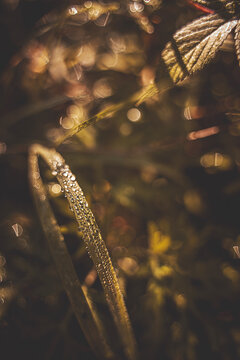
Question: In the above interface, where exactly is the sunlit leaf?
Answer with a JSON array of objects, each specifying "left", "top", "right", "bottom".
[{"left": 161, "top": 14, "right": 238, "bottom": 84}]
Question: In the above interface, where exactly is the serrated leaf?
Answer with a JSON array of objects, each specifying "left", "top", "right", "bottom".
[
  {"left": 161, "top": 14, "right": 237, "bottom": 84},
  {"left": 234, "top": 21, "right": 240, "bottom": 66}
]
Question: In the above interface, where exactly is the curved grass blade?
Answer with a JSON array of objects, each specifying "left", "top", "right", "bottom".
[{"left": 29, "top": 145, "right": 114, "bottom": 360}]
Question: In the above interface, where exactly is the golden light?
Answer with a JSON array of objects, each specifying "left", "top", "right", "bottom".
[
  {"left": 88, "top": 7, "right": 100, "bottom": 19},
  {"left": 184, "top": 106, "right": 206, "bottom": 120},
  {"left": 120, "top": 123, "right": 132, "bottom": 136},
  {"left": 99, "top": 53, "right": 118, "bottom": 68},
  {"left": 200, "top": 152, "right": 223, "bottom": 168},
  {"left": 200, "top": 152, "right": 232, "bottom": 170},
  {"left": 60, "top": 117, "right": 75, "bottom": 129},
  {"left": 148, "top": 222, "right": 171, "bottom": 254},
  {"left": 84, "top": 268, "right": 97, "bottom": 287},
  {"left": 140, "top": 66, "right": 155, "bottom": 86},
  {"left": 127, "top": 108, "right": 141, "bottom": 122},
  {"left": 153, "top": 264, "right": 173, "bottom": 279},
  {"left": 93, "top": 78, "right": 112, "bottom": 98},
  {"left": 174, "top": 294, "right": 187, "bottom": 308},
  {"left": 117, "top": 257, "right": 139, "bottom": 275},
  {"left": 84, "top": 1, "right": 92, "bottom": 9},
  {"left": 68, "top": 7, "right": 78, "bottom": 15},
  {"left": 48, "top": 46, "right": 67, "bottom": 81},
  {"left": 109, "top": 34, "right": 126, "bottom": 53},
  {"left": 27, "top": 42, "right": 49, "bottom": 74},
  {"left": 51, "top": 183, "right": 62, "bottom": 195},
  {"left": 93, "top": 180, "right": 112, "bottom": 195},
  {"left": 66, "top": 105, "right": 84, "bottom": 121},
  {"left": 141, "top": 164, "right": 157, "bottom": 183},
  {"left": 188, "top": 126, "right": 219, "bottom": 140},
  {"left": 184, "top": 106, "right": 192, "bottom": 120},
  {"left": 183, "top": 190, "right": 204, "bottom": 215},
  {"left": 222, "top": 264, "right": 239, "bottom": 283},
  {"left": 77, "top": 44, "right": 96, "bottom": 67},
  {"left": 129, "top": 2, "right": 144, "bottom": 13},
  {"left": 46, "top": 128, "right": 63, "bottom": 142}
]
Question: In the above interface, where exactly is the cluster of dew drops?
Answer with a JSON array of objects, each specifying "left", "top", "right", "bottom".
[{"left": 51, "top": 161, "right": 116, "bottom": 294}]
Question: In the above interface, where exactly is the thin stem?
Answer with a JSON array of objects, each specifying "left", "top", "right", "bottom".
[
  {"left": 29, "top": 143, "right": 137, "bottom": 360},
  {"left": 54, "top": 83, "right": 159, "bottom": 147}
]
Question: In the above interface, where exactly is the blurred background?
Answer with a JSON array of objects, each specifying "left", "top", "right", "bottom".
[{"left": 1, "top": 0, "right": 240, "bottom": 359}]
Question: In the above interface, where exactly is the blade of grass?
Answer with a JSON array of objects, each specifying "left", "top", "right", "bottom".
[
  {"left": 29, "top": 145, "right": 114, "bottom": 360},
  {"left": 29, "top": 143, "right": 137, "bottom": 360}
]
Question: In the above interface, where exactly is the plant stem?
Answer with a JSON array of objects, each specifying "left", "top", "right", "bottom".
[{"left": 54, "top": 83, "right": 159, "bottom": 147}]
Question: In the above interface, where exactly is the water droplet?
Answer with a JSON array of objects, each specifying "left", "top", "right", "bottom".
[
  {"left": 127, "top": 108, "right": 141, "bottom": 122},
  {"left": 51, "top": 183, "right": 61, "bottom": 194}
]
